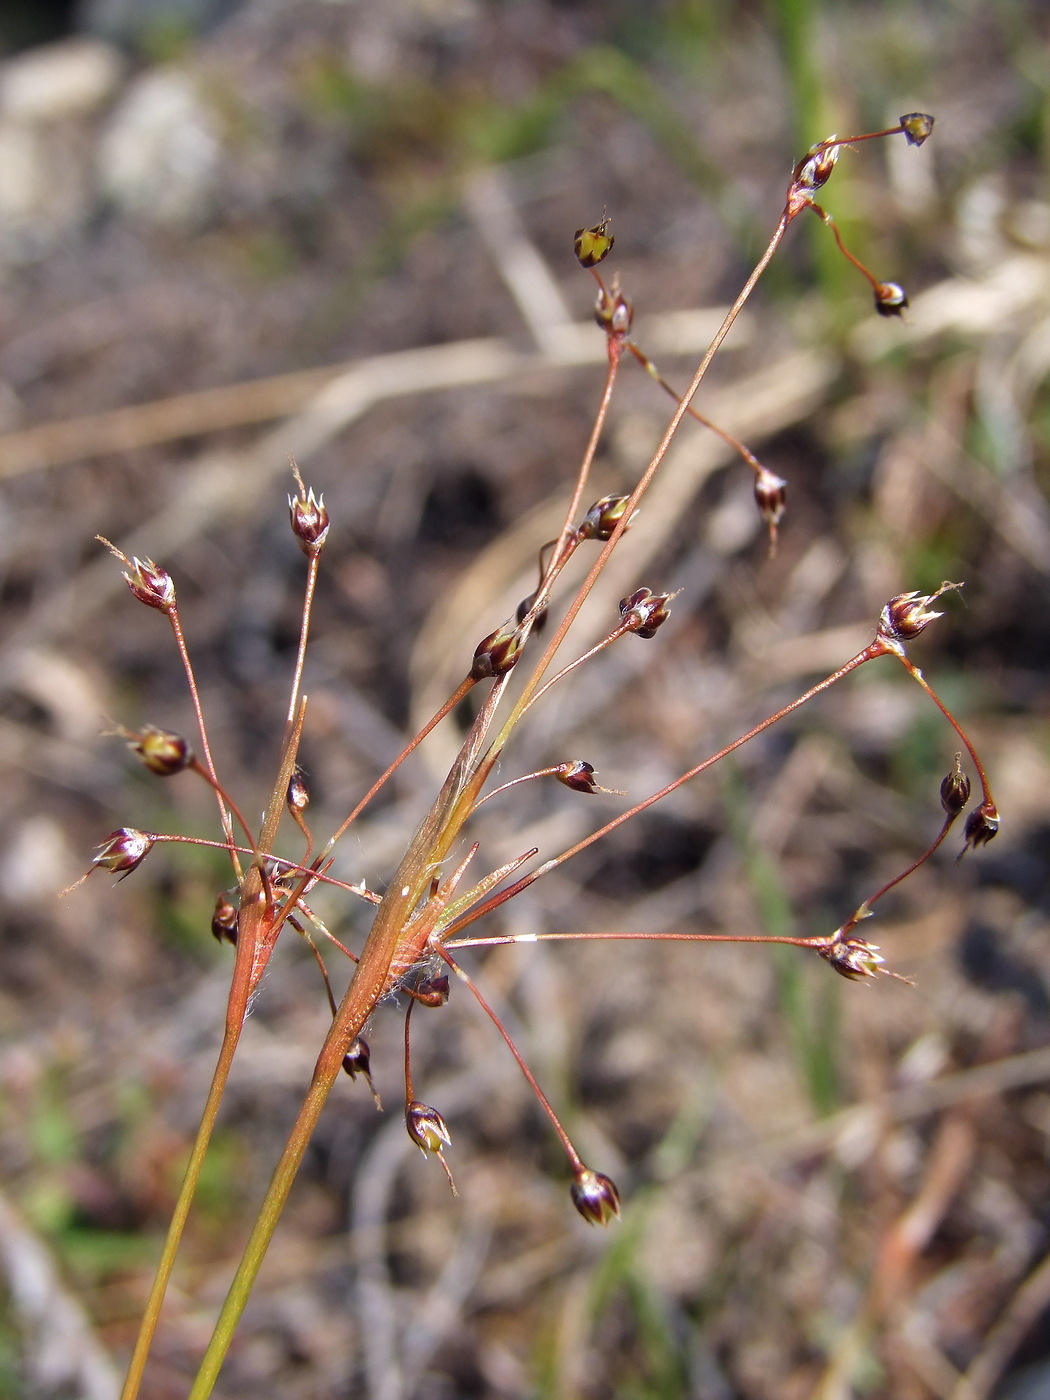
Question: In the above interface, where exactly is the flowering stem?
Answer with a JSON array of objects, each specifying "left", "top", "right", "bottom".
[
  {"left": 285, "top": 552, "right": 320, "bottom": 741},
  {"left": 439, "top": 948, "right": 584, "bottom": 1172},
  {"left": 894, "top": 654, "right": 994, "bottom": 805}
]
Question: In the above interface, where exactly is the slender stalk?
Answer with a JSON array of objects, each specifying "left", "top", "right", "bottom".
[
  {"left": 284, "top": 552, "right": 320, "bottom": 741},
  {"left": 445, "top": 930, "right": 831, "bottom": 950},
  {"left": 548, "top": 340, "right": 623, "bottom": 573},
  {"left": 894, "top": 654, "right": 994, "bottom": 805},
  {"left": 442, "top": 640, "right": 886, "bottom": 939},
  {"left": 169, "top": 605, "right": 241, "bottom": 879}
]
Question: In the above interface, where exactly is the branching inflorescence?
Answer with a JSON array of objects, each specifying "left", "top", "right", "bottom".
[{"left": 68, "top": 112, "right": 998, "bottom": 1398}]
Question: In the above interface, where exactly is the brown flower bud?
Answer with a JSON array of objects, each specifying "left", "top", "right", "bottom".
[
  {"left": 792, "top": 137, "right": 841, "bottom": 195},
  {"left": 818, "top": 930, "right": 886, "bottom": 981},
  {"left": 570, "top": 1167, "right": 621, "bottom": 1226},
  {"left": 619, "top": 587, "right": 673, "bottom": 639},
  {"left": 940, "top": 755, "right": 971, "bottom": 817},
  {"left": 753, "top": 467, "right": 787, "bottom": 532},
  {"left": 877, "top": 583, "right": 961, "bottom": 646},
  {"left": 130, "top": 726, "right": 193, "bottom": 776},
  {"left": 516, "top": 590, "right": 549, "bottom": 631},
  {"left": 874, "top": 281, "right": 908, "bottom": 318},
  {"left": 287, "top": 766, "right": 310, "bottom": 815},
  {"left": 471, "top": 619, "right": 526, "bottom": 679},
  {"left": 961, "top": 801, "right": 999, "bottom": 855},
  {"left": 900, "top": 112, "right": 934, "bottom": 147},
  {"left": 574, "top": 215, "right": 613, "bottom": 268},
  {"left": 406, "top": 1100, "right": 452, "bottom": 1155},
  {"left": 288, "top": 484, "right": 330, "bottom": 555},
  {"left": 578, "top": 494, "right": 636, "bottom": 542},
  {"left": 555, "top": 760, "right": 599, "bottom": 794},
  {"left": 211, "top": 892, "right": 239, "bottom": 945},
  {"left": 93, "top": 828, "right": 154, "bottom": 877}
]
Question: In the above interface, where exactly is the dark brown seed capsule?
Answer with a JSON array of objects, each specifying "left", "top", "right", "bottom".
[
  {"left": 940, "top": 756, "right": 971, "bottom": 817},
  {"left": 287, "top": 766, "right": 310, "bottom": 815},
  {"left": 412, "top": 974, "right": 450, "bottom": 1007},
  {"left": 570, "top": 1168, "right": 621, "bottom": 1226},
  {"left": 288, "top": 485, "right": 330, "bottom": 555},
  {"left": 961, "top": 801, "right": 1000, "bottom": 855},
  {"left": 753, "top": 467, "right": 787, "bottom": 530},
  {"left": 516, "top": 590, "right": 549, "bottom": 631},
  {"left": 342, "top": 1037, "right": 372, "bottom": 1080},
  {"left": 792, "top": 138, "right": 841, "bottom": 195},
  {"left": 92, "top": 828, "right": 154, "bottom": 876},
  {"left": 619, "top": 587, "right": 673, "bottom": 639},
  {"left": 471, "top": 620, "right": 525, "bottom": 679},
  {"left": 211, "top": 892, "right": 239, "bottom": 945},
  {"left": 406, "top": 1100, "right": 452, "bottom": 1155},
  {"left": 578, "top": 494, "right": 634, "bottom": 542},
  {"left": 877, "top": 585, "right": 960, "bottom": 645},
  {"left": 818, "top": 930, "right": 887, "bottom": 981},
  {"left": 874, "top": 281, "right": 908, "bottom": 318}
]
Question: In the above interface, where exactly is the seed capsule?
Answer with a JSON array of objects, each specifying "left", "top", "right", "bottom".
[
  {"left": 570, "top": 1168, "right": 621, "bottom": 1226},
  {"left": 406, "top": 1100, "right": 452, "bottom": 1155},
  {"left": 471, "top": 619, "right": 525, "bottom": 679},
  {"left": 619, "top": 587, "right": 673, "bottom": 639},
  {"left": 792, "top": 137, "right": 841, "bottom": 195},
  {"left": 574, "top": 215, "right": 614, "bottom": 269},
  {"left": 940, "top": 755, "right": 971, "bottom": 817},
  {"left": 961, "top": 801, "right": 1000, "bottom": 855},
  {"left": 555, "top": 760, "right": 599, "bottom": 794},
  {"left": 288, "top": 483, "right": 330, "bottom": 555},
  {"left": 287, "top": 766, "right": 310, "bottom": 815},
  {"left": 819, "top": 930, "right": 887, "bottom": 981},
  {"left": 874, "top": 281, "right": 908, "bottom": 318},
  {"left": 900, "top": 112, "right": 935, "bottom": 147},
  {"left": 123, "top": 556, "right": 176, "bottom": 612},
  {"left": 93, "top": 828, "right": 154, "bottom": 877},
  {"left": 211, "top": 892, "right": 239, "bottom": 945},
  {"left": 753, "top": 466, "right": 787, "bottom": 544},
  {"left": 516, "top": 590, "right": 549, "bottom": 631},
  {"left": 578, "top": 494, "right": 635, "bottom": 542},
  {"left": 877, "top": 584, "right": 961, "bottom": 645},
  {"left": 412, "top": 974, "right": 450, "bottom": 1007},
  {"left": 130, "top": 726, "right": 193, "bottom": 776}
]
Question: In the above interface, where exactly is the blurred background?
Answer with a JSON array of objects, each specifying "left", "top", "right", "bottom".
[{"left": 1, "top": 1, "right": 1049, "bottom": 1397}]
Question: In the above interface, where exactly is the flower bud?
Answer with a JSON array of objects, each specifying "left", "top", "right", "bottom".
[
  {"left": 287, "top": 766, "right": 310, "bottom": 815},
  {"left": 288, "top": 484, "right": 330, "bottom": 556},
  {"left": 619, "top": 587, "right": 673, "bottom": 639},
  {"left": 212, "top": 892, "right": 239, "bottom": 945},
  {"left": 516, "top": 590, "right": 549, "bottom": 631},
  {"left": 900, "top": 112, "right": 934, "bottom": 147},
  {"left": 406, "top": 1100, "right": 452, "bottom": 1155},
  {"left": 819, "top": 930, "right": 886, "bottom": 981},
  {"left": 123, "top": 556, "right": 176, "bottom": 612},
  {"left": 471, "top": 619, "right": 526, "bottom": 679},
  {"left": 574, "top": 215, "right": 613, "bottom": 268},
  {"left": 93, "top": 828, "right": 154, "bottom": 877},
  {"left": 940, "top": 755, "right": 971, "bottom": 817},
  {"left": 753, "top": 467, "right": 787, "bottom": 534},
  {"left": 578, "top": 494, "right": 636, "bottom": 542},
  {"left": 874, "top": 281, "right": 908, "bottom": 318},
  {"left": 130, "top": 726, "right": 193, "bottom": 776},
  {"left": 413, "top": 974, "right": 450, "bottom": 1007},
  {"left": 570, "top": 1167, "right": 621, "bottom": 1226},
  {"left": 961, "top": 801, "right": 999, "bottom": 855},
  {"left": 555, "top": 760, "right": 599, "bottom": 794},
  {"left": 877, "top": 584, "right": 960, "bottom": 646}
]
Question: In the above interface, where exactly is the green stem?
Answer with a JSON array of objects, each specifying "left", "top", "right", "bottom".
[{"left": 120, "top": 1024, "right": 242, "bottom": 1400}]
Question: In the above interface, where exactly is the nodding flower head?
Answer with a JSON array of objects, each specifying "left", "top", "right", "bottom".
[
  {"left": 578, "top": 494, "right": 636, "bottom": 543},
  {"left": 940, "top": 755, "right": 971, "bottom": 818},
  {"left": 570, "top": 1168, "right": 621, "bottom": 1226},
  {"left": 288, "top": 483, "right": 330, "bottom": 555},
  {"left": 874, "top": 281, "right": 908, "bottom": 318},
  {"left": 877, "top": 582, "right": 961, "bottom": 647},
  {"left": 93, "top": 828, "right": 154, "bottom": 878},
  {"left": 555, "top": 760, "right": 600, "bottom": 794},
  {"left": 620, "top": 587, "right": 674, "bottom": 639},
  {"left": 342, "top": 1037, "right": 372, "bottom": 1081},
  {"left": 471, "top": 619, "right": 526, "bottom": 680},
  {"left": 516, "top": 589, "right": 549, "bottom": 631},
  {"left": 753, "top": 467, "right": 787, "bottom": 534},
  {"left": 406, "top": 1100, "right": 452, "bottom": 1156},
  {"left": 129, "top": 726, "right": 193, "bottom": 776},
  {"left": 961, "top": 801, "right": 999, "bottom": 856},
  {"left": 574, "top": 215, "right": 614, "bottom": 269},
  {"left": 900, "top": 112, "right": 935, "bottom": 147}
]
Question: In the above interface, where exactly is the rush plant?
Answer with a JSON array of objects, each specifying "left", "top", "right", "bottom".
[{"left": 69, "top": 113, "right": 997, "bottom": 1397}]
